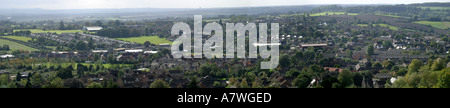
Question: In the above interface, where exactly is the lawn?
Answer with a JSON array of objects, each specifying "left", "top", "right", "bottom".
[
  {"left": 14, "top": 29, "right": 84, "bottom": 34},
  {"left": 357, "top": 24, "right": 399, "bottom": 30},
  {"left": 310, "top": 12, "right": 358, "bottom": 16},
  {"left": 1, "top": 36, "right": 32, "bottom": 42},
  {"left": 0, "top": 39, "right": 38, "bottom": 53},
  {"left": 115, "top": 36, "right": 172, "bottom": 45},
  {"left": 413, "top": 21, "right": 450, "bottom": 29}
]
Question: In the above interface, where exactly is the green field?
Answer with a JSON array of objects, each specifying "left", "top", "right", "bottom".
[
  {"left": 375, "top": 13, "right": 401, "bottom": 18},
  {"left": 1, "top": 36, "right": 32, "bottom": 42},
  {"left": 280, "top": 14, "right": 304, "bottom": 17},
  {"left": 419, "top": 6, "right": 450, "bottom": 10},
  {"left": 115, "top": 36, "right": 172, "bottom": 45},
  {"left": 204, "top": 19, "right": 230, "bottom": 22},
  {"left": 357, "top": 24, "right": 399, "bottom": 30},
  {"left": 0, "top": 39, "right": 38, "bottom": 53},
  {"left": 413, "top": 21, "right": 450, "bottom": 29},
  {"left": 14, "top": 29, "right": 84, "bottom": 34},
  {"left": 310, "top": 12, "right": 358, "bottom": 16}
]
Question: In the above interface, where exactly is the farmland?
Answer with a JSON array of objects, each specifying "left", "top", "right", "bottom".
[
  {"left": 0, "top": 39, "right": 38, "bottom": 53},
  {"left": 14, "top": 29, "right": 84, "bottom": 34},
  {"left": 375, "top": 13, "right": 401, "bottom": 18},
  {"left": 413, "top": 21, "right": 450, "bottom": 29},
  {"left": 1, "top": 36, "right": 32, "bottom": 42},
  {"left": 115, "top": 36, "right": 172, "bottom": 45},
  {"left": 357, "top": 24, "right": 399, "bottom": 30},
  {"left": 310, "top": 12, "right": 358, "bottom": 16}
]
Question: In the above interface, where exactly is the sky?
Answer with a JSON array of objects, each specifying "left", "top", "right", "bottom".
[{"left": 1, "top": 0, "right": 449, "bottom": 9}]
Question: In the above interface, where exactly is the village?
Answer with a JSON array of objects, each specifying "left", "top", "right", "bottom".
[{"left": 0, "top": 3, "right": 450, "bottom": 88}]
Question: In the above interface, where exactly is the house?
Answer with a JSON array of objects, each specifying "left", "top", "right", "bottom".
[
  {"left": 144, "top": 51, "right": 158, "bottom": 54},
  {"left": 159, "top": 44, "right": 171, "bottom": 48},
  {"left": 299, "top": 44, "right": 328, "bottom": 50},
  {"left": 324, "top": 67, "right": 344, "bottom": 73},
  {"left": 124, "top": 49, "right": 143, "bottom": 53},
  {"left": 355, "top": 58, "right": 369, "bottom": 71},
  {"left": 0, "top": 54, "right": 14, "bottom": 58},
  {"left": 92, "top": 50, "right": 108, "bottom": 53},
  {"left": 0, "top": 70, "right": 10, "bottom": 74},
  {"left": 82, "top": 26, "right": 103, "bottom": 32},
  {"left": 372, "top": 73, "right": 392, "bottom": 88}
]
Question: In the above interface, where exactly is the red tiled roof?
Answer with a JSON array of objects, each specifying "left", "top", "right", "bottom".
[{"left": 324, "top": 67, "right": 343, "bottom": 72}]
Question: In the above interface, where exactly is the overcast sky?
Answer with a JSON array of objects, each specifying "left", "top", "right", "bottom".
[{"left": 1, "top": 0, "right": 448, "bottom": 9}]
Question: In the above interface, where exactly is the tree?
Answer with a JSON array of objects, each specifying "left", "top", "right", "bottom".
[
  {"left": 294, "top": 72, "right": 312, "bottom": 88},
  {"left": 16, "top": 72, "right": 21, "bottom": 81},
  {"left": 150, "top": 79, "right": 171, "bottom": 88},
  {"left": 367, "top": 44, "right": 374, "bottom": 56},
  {"left": 338, "top": 69, "right": 353, "bottom": 87},
  {"left": 382, "top": 60, "right": 394, "bottom": 69},
  {"left": 346, "top": 49, "right": 353, "bottom": 58},
  {"left": 320, "top": 76, "right": 339, "bottom": 88},
  {"left": 86, "top": 82, "right": 102, "bottom": 88},
  {"left": 213, "top": 81, "right": 222, "bottom": 88},
  {"left": 199, "top": 64, "right": 212, "bottom": 76},
  {"left": 59, "top": 21, "right": 65, "bottom": 30},
  {"left": 66, "top": 78, "right": 84, "bottom": 88},
  {"left": 75, "top": 41, "right": 87, "bottom": 51},
  {"left": 285, "top": 68, "right": 300, "bottom": 77},
  {"left": 187, "top": 77, "right": 199, "bottom": 88},
  {"left": 240, "top": 78, "right": 249, "bottom": 88},
  {"left": 144, "top": 41, "right": 151, "bottom": 47},
  {"left": 408, "top": 59, "right": 422, "bottom": 73},
  {"left": 431, "top": 58, "right": 445, "bottom": 71},
  {"left": 76, "top": 63, "right": 85, "bottom": 78},
  {"left": 396, "top": 68, "right": 408, "bottom": 76},
  {"left": 251, "top": 77, "right": 262, "bottom": 88},
  {"left": 383, "top": 41, "right": 393, "bottom": 49},
  {"left": 279, "top": 54, "right": 290, "bottom": 67},
  {"left": 2, "top": 45, "right": 9, "bottom": 51},
  {"left": 372, "top": 62, "right": 382, "bottom": 69},
  {"left": 56, "top": 68, "right": 73, "bottom": 79},
  {"left": 352, "top": 72, "right": 363, "bottom": 87},
  {"left": 437, "top": 68, "right": 450, "bottom": 88}
]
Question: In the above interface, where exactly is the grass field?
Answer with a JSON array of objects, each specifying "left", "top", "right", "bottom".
[
  {"left": 14, "top": 29, "right": 84, "bottom": 34},
  {"left": 280, "top": 14, "right": 303, "bottom": 17},
  {"left": 204, "top": 19, "right": 230, "bottom": 22},
  {"left": 375, "top": 13, "right": 401, "bottom": 18},
  {"left": 310, "top": 12, "right": 358, "bottom": 16},
  {"left": 419, "top": 6, "right": 450, "bottom": 10},
  {"left": 357, "top": 24, "right": 399, "bottom": 30},
  {"left": 413, "top": 21, "right": 450, "bottom": 29},
  {"left": 0, "top": 39, "right": 38, "bottom": 53},
  {"left": 1, "top": 36, "right": 32, "bottom": 42},
  {"left": 115, "top": 36, "right": 172, "bottom": 45}
]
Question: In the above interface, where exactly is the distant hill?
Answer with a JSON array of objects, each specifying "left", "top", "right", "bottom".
[{"left": 409, "top": 2, "right": 450, "bottom": 7}]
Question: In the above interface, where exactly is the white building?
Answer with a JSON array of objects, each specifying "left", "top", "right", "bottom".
[
  {"left": 82, "top": 26, "right": 103, "bottom": 32},
  {"left": 0, "top": 54, "right": 14, "bottom": 58}
]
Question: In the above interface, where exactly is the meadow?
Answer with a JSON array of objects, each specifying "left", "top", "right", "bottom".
[
  {"left": 413, "top": 21, "right": 450, "bottom": 29},
  {"left": 115, "top": 36, "right": 172, "bottom": 45},
  {"left": 357, "top": 24, "right": 399, "bottom": 30},
  {"left": 14, "top": 29, "right": 84, "bottom": 34},
  {"left": 1, "top": 36, "right": 32, "bottom": 42},
  {"left": 0, "top": 39, "right": 38, "bottom": 53},
  {"left": 310, "top": 12, "right": 358, "bottom": 16},
  {"left": 375, "top": 13, "right": 401, "bottom": 18}
]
